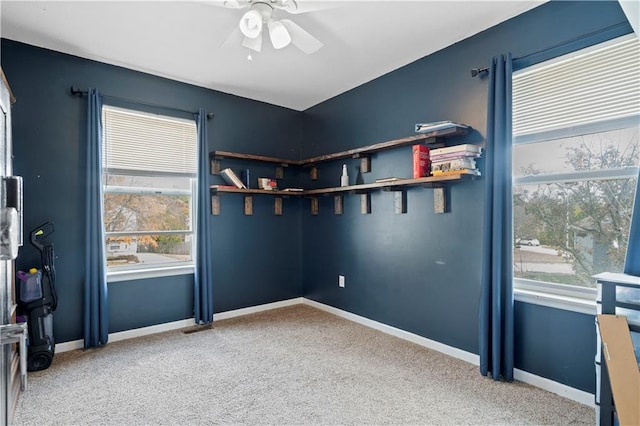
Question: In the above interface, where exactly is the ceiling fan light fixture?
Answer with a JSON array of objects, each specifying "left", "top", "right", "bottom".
[
  {"left": 268, "top": 20, "right": 291, "bottom": 49},
  {"left": 239, "top": 9, "right": 263, "bottom": 39},
  {"left": 242, "top": 32, "right": 263, "bottom": 52}
]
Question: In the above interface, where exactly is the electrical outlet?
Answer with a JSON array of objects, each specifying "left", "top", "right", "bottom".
[{"left": 339, "top": 275, "right": 345, "bottom": 288}]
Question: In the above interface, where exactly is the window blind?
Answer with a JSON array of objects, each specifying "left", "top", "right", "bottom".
[
  {"left": 102, "top": 106, "right": 197, "bottom": 175},
  {"left": 513, "top": 36, "right": 640, "bottom": 136}
]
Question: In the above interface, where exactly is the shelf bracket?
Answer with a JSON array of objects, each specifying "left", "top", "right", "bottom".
[
  {"left": 360, "top": 156, "right": 371, "bottom": 173},
  {"left": 310, "top": 166, "right": 318, "bottom": 181},
  {"left": 311, "top": 197, "right": 319, "bottom": 215},
  {"left": 211, "top": 195, "right": 220, "bottom": 215},
  {"left": 393, "top": 189, "right": 407, "bottom": 214},
  {"left": 360, "top": 193, "right": 371, "bottom": 215},
  {"left": 210, "top": 159, "right": 221, "bottom": 175},
  {"left": 275, "top": 165, "right": 285, "bottom": 179},
  {"left": 334, "top": 195, "right": 343, "bottom": 215},
  {"left": 274, "top": 196, "right": 283, "bottom": 216},
  {"left": 244, "top": 195, "right": 253, "bottom": 216},
  {"left": 433, "top": 187, "right": 448, "bottom": 214}
]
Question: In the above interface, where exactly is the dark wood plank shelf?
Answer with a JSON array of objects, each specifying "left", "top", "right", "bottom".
[
  {"left": 209, "top": 123, "right": 476, "bottom": 215},
  {"left": 209, "top": 122, "right": 469, "bottom": 169},
  {"left": 299, "top": 124, "right": 469, "bottom": 166},
  {"left": 303, "top": 174, "right": 474, "bottom": 195},
  {"left": 210, "top": 186, "right": 304, "bottom": 216},
  {"left": 212, "top": 173, "right": 474, "bottom": 196},
  {"left": 209, "top": 150, "right": 299, "bottom": 166},
  {"left": 210, "top": 186, "right": 305, "bottom": 196},
  {"left": 209, "top": 151, "right": 297, "bottom": 178}
]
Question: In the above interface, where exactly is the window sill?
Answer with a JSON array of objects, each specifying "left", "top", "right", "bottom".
[
  {"left": 107, "top": 264, "right": 194, "bottom": 283},
  {"left": 514, "top": 288, "right": 596, "bottom": 315}
]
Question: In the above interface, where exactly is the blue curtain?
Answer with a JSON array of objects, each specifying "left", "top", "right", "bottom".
[
  {"left": 194, "top": 109, "right": 214, "bottom": 324},
  {"left": 625, "top": 177, "right": 640, "bottom": 276},
  {"left": 479, "top": 54, "right": 514, "bottom": 381},
  {"left": 84, "top": 89, "right": 109, "bottom": 348}
]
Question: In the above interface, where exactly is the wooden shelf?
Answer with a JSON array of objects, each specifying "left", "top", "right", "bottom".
[
  {"left": 209, "top": 151, "right": 296, "bottom": 178},
  {"left": 303, "top": 173, "right": 476, "bottom": 215},
  {"left": 209, "top": 122, "right": 469, "bottom": 169},
  {"left": 211, "top": 173, "right": 474, "bottom": 197},
  {"left": 209, "top": 150, "right": 298, "bottom": 166},
  {"left": 209, "top": 123, "right": 475, "bottom": 215},
  {"left": 303, "top": 174, "right": 472, "bottom": 195},
  {"left": 210, "top": 172, "right": 477, "bottom": 216},
  {"left": 210, "top": 186, "right": 304, "bottom": 196},
  {"left": 210, "top": 186, "right": 304, "bottom": 216},
  {"left": 299, "top": 125, "right": 469, "bottom": 166}
]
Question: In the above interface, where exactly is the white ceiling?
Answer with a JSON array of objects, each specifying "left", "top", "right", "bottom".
[{"left": 0, "top": 0, "right": 545, "bottom": 111}]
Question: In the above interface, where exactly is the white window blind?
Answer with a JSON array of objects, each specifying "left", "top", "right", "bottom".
[
  {"left": 513, "top": 36, "right": 640, "bottom": 137},
  {"left": 102, "top": 106, "right": 197, "bottom": 175}
]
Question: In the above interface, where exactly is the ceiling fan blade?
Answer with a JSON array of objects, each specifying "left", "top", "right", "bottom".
[
  {"left": 280, "top": 19, "right": 322, "bottom": 54},
  {"left": 220, "top": 26, "right": 242, "bottom": 48},
  {"left": 281, "top": 0, "right": 339, "bottom": 15},
  {"left": 224, "top": 0, "right": 244, "bottom": 8},
  {"left": 242, "top": 32, "right": 263, "bottom": 52},
  {"left": 204, "top": 0, "right": 251, "bottom": 9}
]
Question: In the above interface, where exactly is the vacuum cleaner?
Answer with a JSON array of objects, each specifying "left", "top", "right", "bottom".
[{"left": 16, "top": 222, "right": 57, "bottom": 371}]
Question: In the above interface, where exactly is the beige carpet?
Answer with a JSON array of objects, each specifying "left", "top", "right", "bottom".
[{"left": 14, "top": 305, "right": 594, "bottom": 425}]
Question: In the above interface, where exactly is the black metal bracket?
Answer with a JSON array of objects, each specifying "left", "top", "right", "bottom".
[
  {"left": 70, "top": 86, "right": 86, "bottom": 97},
  {"left": 471, "top": 67, "right": 489, "bottom": 78}
]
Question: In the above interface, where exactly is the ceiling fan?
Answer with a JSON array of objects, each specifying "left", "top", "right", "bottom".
[{"left": 219, "top": 0, "right": 324, "bottom": 56}]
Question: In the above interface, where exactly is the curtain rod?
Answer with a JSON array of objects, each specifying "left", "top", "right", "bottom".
[
  {"left": 69, "top": 86, "right": 214, "bottom": 120},
  {"left": 470, "top": 21, "right": 630, "bottom": 78}
]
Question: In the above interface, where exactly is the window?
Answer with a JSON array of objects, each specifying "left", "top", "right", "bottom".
[
  {"left": 512, "top": 35, "right": 640, "bottom": 306},
  {"left": 102, "top": 106, "right": 197, "bottom": 279}
]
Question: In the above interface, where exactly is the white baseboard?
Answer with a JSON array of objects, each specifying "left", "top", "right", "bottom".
[
  {"left": 55, "top": 317, "right": 197, "bottom": 354},
  {"left": 302, "top": 298, "right": 480, "bottom": 365},
  {"left": 213, "top": 297, "right": 304, "bottom": 321},
  {"left": 303, "top": 298, "right": 595, "bottom": 408},
  {"left": 55, "top": 339, "right": 84, "bottom": 353},
  {"left": 514, "top": 368, "right": 595, "bottom": 407},
  {"left": 55, "top": 298, "right": 304, "bottom": 354},
  {"left": 54, "top": 296, "right": 594, "bottom": 408},
  {"left": 110, "top": 318, "right": 196, "bottom": 343}
]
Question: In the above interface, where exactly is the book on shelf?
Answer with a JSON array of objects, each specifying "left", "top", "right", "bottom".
[
  {"left": 375, "top": 177, "right": 402, "bottom": 183},
  {"left": 282, "top": 188, "right": 304, "bottom": 192},
  {"left": 412, "top": 144, "right": 430, "bottom": 178},
  {"left": 431, "top": 168, "right": 481, "bottom": 177},
  {"left": 415, "top": 121, "right": 468, "bottom": 134},
  {"left": 220, "top": 168, "right": 246, "bottom": 189},
  {"left": 430, "top": 151, "right": 482, "bottom": 162},
  {"left": 430, "top": 144, "right": 482, "bottom": 157},
  {"left": 241, "top": 169, "right": 250, "bottom": 189},
  {"left": 431, "top": 157, "right": 477, "bottom": 173}
]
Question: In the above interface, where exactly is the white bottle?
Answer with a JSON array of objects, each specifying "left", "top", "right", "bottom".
[{"left": 341, "top": 164, "right": 349, "bottom": 187}]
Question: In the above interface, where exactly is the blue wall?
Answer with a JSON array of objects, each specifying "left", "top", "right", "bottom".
[
  {"left": 1, "top": 0, "right": 631, "bottom": 395},
  {"left": 300, "top": 1, "right": 630, "bottom": 393},
  {"left": 1, "top": 40, "right": 303, "bottom": 342}
]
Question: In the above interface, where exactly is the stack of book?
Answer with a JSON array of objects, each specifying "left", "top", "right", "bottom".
[{"left": 430, "top": 144, "right": 482, "bottom": 177}]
